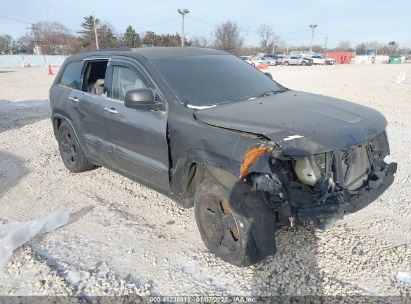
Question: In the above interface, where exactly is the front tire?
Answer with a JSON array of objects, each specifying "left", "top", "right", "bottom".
[
  {"left": 194, "top": 178, "right": 276, "bottom": 266},
  {"left": 57, "top": 121, "right": 95, "bottom": 173}
]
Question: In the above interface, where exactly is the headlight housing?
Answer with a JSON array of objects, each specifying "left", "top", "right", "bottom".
[{"left": 294, "top": 154, "right": 326, "bottom": 186}]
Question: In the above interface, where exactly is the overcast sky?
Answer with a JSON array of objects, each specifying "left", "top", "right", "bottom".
[{"left": 1, "top": 0, "right": 410, "bottom": 48}]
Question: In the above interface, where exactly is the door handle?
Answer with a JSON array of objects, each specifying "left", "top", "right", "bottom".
[
  {"left": 104, "top": 107, "right": 118, "bottom": 114},
  {"left": 69, "top": 97, "right": 79, "bottom": 102}
]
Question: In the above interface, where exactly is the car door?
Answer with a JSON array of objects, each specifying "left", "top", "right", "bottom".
[
  {"left": 103, "top": 58, "right": 170, "bottom": 191},
  {"left": 60, "top": 59, "right": 110, "bottom": 163}
]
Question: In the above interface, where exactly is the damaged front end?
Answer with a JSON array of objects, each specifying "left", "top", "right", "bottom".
[{"left": 245, "top": 131, "right": 397, "bottom": 229}]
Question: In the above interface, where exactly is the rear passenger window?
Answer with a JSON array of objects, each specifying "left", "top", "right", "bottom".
[
  {"left": 82, "top": 60, "right": 109, "bottom": 96},
  {"left": 60, "top": 61, "right": 83, "bottom": 90}
]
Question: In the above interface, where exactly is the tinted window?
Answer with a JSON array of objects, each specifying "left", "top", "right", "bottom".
[
  {"left": 111, "top": 66, "right": 150, "bottom": 101},
  {"left": 152, "top": 55, "right": 284, "bottom": 106},
  {"left": 60, "top": 61, "right": 83, "bottom": 90}
]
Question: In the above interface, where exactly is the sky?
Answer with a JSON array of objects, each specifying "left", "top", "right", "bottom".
[{"left": 0, "top": 0, "right": 410, "bottom": 48}]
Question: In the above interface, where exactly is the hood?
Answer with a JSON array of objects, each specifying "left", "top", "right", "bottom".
[{"left": 194, "top": 91, "right": 387, "bottom": 155}]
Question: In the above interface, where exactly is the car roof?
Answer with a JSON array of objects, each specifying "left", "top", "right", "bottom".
[{"left": 68, "top": 47, "right": 228, "bottom": 61}]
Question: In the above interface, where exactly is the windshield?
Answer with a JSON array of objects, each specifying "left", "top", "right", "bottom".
[{"left": 152, "top": 54, "right": 285, "bottom": 106}]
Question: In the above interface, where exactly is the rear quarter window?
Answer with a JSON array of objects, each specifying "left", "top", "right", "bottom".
[{"left": 59, "top": 61, "right": 83, "bottom": 90}]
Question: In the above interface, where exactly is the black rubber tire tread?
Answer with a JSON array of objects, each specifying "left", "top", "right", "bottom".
[
  {"left": 194, "top": 178, "right": 276, "bottom": 267},
  {"left": 57, "top": 121, "right": 95, "bottom": 173}
]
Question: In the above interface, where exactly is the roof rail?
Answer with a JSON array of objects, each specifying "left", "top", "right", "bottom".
[{"left": 77, "top": 47, "right": 133, "bottom": 54}]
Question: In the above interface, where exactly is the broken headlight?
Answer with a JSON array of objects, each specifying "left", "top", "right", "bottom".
[{"left": 294, "top": 154, "right": 326, "bottom": 186}]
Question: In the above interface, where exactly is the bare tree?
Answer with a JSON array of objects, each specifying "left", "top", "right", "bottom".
[
  {"left": 355, "top": 42, "right": 368, "bottom": 54},
  {"left": 190, "top": 36, "right": 209, "bottom": 48},
  {"left": 311, "top": 45, "right": 324, "bottom": 53},
  {"left": 334, "top": 41, "right": 353, "bottom": 51},
  {"left": 31, "top": 21, "right": 76, "bottom": 55},
  {"left": 97, "top": 22, "right": 121, "bottom": 49},
  {"left": 355, "top": 41, "right": 410, "bottom": 55},
  {"left": 366, "top": 40, "right": 383, "bottom": 55},
  {"left": 141, "top": 31, "right": 181, "bottom": 47},
  {"left": 0, "top": 35, "right": 13, "bottom": 54},
  {"left": 12, "top": 34, "right": 34, "bottom": 54},
  {"left": 213, "top": 21, "right": 244, "bottom": 54},
  {"left": 257, "top": 24, "right": 279, "bottom": 53}
]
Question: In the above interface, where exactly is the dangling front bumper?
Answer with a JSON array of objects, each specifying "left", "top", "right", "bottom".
[{"left": 298, "top": 161, "right": 397, "bottom": 229}]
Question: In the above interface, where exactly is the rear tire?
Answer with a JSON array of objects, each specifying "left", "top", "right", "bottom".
[
  {"left": 194, "top": 178, "right": 276, "bottom": 266},
  {"left": 284, "top": 61, "right": 289, "bottom": 66},
  {"left": 57, "top": 121, "right": 95, "bottom": 173}
]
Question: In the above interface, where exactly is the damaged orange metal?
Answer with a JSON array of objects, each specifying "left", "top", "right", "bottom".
[{"left": 239, "top": 145, "right": 273, "bottom": 178}]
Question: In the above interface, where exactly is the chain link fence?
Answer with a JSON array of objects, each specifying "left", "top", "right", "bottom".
[{"left": 0, "top": 55, "right": 67, "bottom": 67}]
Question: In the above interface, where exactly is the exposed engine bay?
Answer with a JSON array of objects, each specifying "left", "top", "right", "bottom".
[{"left": 249, "top": 131, "right": 397, "bottom": 228}]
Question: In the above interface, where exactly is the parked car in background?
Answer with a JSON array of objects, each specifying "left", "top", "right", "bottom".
[
  {"left": 282, "top": 55, "right": 313, "bottom": 66},
  {"left": 262, "top": 54, "right": 284, "bottom": 66},
  {"left": 262, "top": 57, "right": 278, "bottom": 66},
  {"left": 325, "top": 57, "right": 336, "bottom": 65},
  {"left": 310, "top": 54, "right": 326, "bottom": 65},
  {"left": 252, "top": 56, "right": 271, "bottom": 66},
  {"left": 240, "top": 56, "right": 255, "bottom": 66}
]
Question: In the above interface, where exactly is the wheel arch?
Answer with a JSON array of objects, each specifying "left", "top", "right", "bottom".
[
  {"left": 172, "top": 158, "right": 276, "bottom": 209},
  {"left": 171, "top": 156, "right": 240, "bottom": 208},
  {"left": 52, "top": 113, "right": 87, "bottom": 153}
]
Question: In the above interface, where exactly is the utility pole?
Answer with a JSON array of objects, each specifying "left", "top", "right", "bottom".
[
  {"left": 93, "top": 14, "right": 99, "bottom": 49},
  {"left": 309, "top": 24, "right": 317, "bottom": 54},
  {"left": 27, "top": 24, "right": 38, "bottom": 54},
  {"left": 324, "top": 36, "right": 328, "bottom": 51},
  {"left": 177, "top": 9, "right": 189, "bottom": 47}
]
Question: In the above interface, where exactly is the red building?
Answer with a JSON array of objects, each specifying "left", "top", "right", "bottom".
[{"left": 324, "top": 51, "right": 356, "bottom": 64}]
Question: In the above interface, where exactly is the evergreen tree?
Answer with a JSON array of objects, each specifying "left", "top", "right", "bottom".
[
  {"left": 123, "top": 26, "right": 140, "bottom": 48},
  {"left": 78, "top": 15, "right": 100, "bottom": 48},
  {"left": 99, "top": 24, "right": 116, "bottom": 49}
]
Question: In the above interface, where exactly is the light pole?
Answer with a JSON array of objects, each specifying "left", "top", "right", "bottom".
[
  {"left": 177, "top": 9, "right": 189, "bottom": 47},
  {"left": 309, "top": 24, "right": 317, "bottom": 54}
]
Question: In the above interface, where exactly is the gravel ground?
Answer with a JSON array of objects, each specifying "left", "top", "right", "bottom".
[{"left": 0, "top": 64, "right": 410, "bottom": 299}]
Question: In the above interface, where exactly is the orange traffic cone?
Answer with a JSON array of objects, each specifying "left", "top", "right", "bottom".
[{"left": 47, "top": 64, "right": 53, "bottom": 75}]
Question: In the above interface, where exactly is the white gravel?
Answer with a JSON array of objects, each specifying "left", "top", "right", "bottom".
[{"left": 0, "top": 64, "right": 410, "bottom": 298}]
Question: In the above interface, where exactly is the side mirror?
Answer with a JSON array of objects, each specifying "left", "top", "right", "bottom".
[
  {"left": 124, "top": 88, "right": 162, "bottom": 110},
  {"left": 264, "top": 72, "right": 273, "bottom": 80}
]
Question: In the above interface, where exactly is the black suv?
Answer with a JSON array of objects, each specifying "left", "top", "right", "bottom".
[{"left": 50, "top": 47, "right": 396, "bottom": 266}]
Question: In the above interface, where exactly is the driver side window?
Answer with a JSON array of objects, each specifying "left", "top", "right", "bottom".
[{"left": 111, "top": 66, "right": 150, "bottom": 101}]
